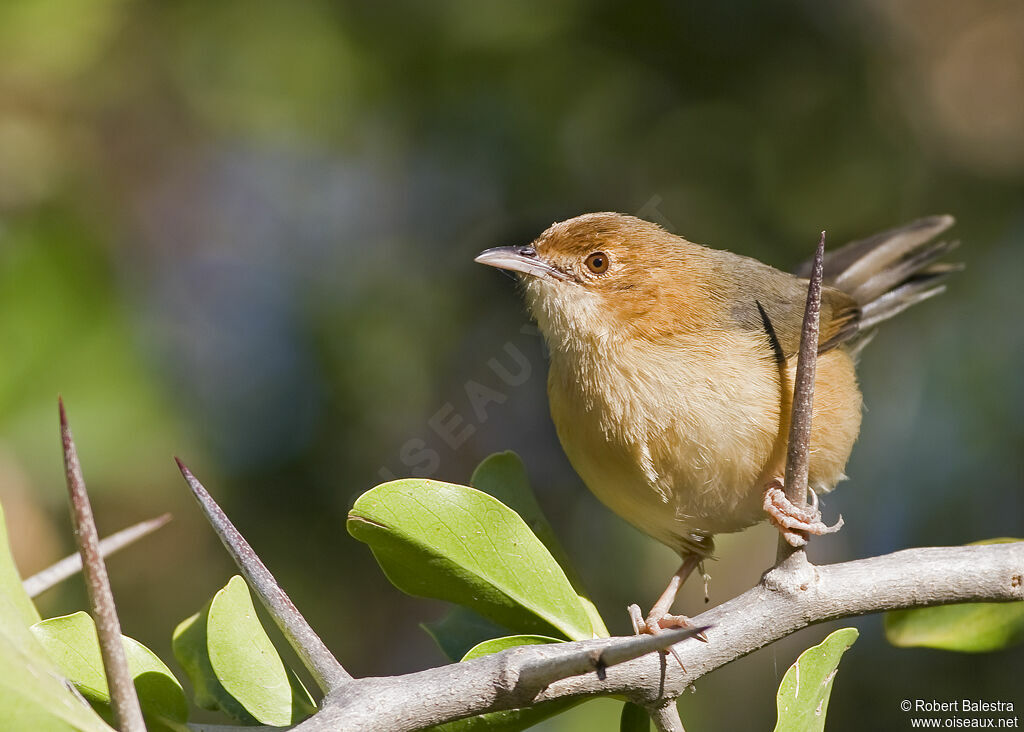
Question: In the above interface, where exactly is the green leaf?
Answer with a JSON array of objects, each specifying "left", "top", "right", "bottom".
[
  {"left": 430, "top": 635, "right": 580, "bottom": 731},
  {"left": 578, "top": 595, "right": 610, "bottom": 640},
  {"left": 774, "top": 627, "right": 858, "bottom": 732},
  {"left": 172, "top": 575, "right": 315, "bottom": 725},
  {"left": 885, "top": 538, "right": 1024, "bottom": 652},
  {"left": 460, "top": 634, "right": 564, "bottom": 660},
  {"left": 469, "top": 453, "right": 549, "bottom": 533},
  {"left": 471, "top": 452, "right": 609, "bottom": 638},
  {"left": 348, "top": 479, "right": 596, "bottom": 641},
  {"left": 31, "top": 612, "right": 188, "bottom": 731},
  {"left": 0, "top": 595, "right": 113, "bottom": 732},
  {"left": 469, "top": 452, "right": 572, "bottom": 575},
  {"left": 620, "top": 701, "right": 651, "bottom": 732},
  {"left": 0, "top": 502, "right": 41, "bottom": 626},
  {"left": 0, "top": 503, "right": 111, "bottom": 731},
  {"left": 422, "top": 606, "right": 508, "bottom": 662}
]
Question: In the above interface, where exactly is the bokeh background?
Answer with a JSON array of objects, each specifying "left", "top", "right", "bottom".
[{"left": 1, "top": 1, "right": 1022, "bottom": 729}]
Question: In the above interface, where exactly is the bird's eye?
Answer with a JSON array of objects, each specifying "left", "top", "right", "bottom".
[{"left": 584, "top": 251, "right": 609, "bottom": 274}]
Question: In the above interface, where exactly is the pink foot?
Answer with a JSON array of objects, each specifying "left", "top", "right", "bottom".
[
  {"left": 763, "top": 479, "right": 843, "bottom": 547},
  {"left": 628, "top": 604, "right": 708, "bottom": 671}
]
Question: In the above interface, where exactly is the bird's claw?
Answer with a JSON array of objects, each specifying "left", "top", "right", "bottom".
[
  {"left": 628, "top": 603, "right": 708, "bottom": 671},
  {"left": 763, "top": 480, "right": 843, "bottom": 547},
  {"left": 630, "top": 604, "right": 703, "bottom": 634}
]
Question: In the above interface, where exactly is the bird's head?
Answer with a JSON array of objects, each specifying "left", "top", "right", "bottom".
[{"left": 475, "top": 212, "right": 714, "bottom": 350}]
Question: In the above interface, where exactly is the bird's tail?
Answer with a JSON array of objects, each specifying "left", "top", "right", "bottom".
[{"left": 798, "top": 215, "right": 962, "bottom": 334}]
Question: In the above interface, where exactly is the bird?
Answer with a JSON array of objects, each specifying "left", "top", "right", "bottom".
[{"left": 475, "top": 212, "right": 959, "bottom": 638}]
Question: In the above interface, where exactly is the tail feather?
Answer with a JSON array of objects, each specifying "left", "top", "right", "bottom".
[
  {"left": 842, "top": 237, "right": 960, "bottom": 305},
  {"left": 797, "top": 215, "right": 961, "bottom": 338},
  {"left": 859, "top": 282, "right": 946, "bottom": 331},
  {"left": 797, "top": 215, "right": 954, "bottom": 285}
]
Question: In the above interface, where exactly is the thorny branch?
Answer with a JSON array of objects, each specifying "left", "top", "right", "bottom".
[
  {"left": 783, "top": 230, "right": 826, "bottom": 509},
  {"left": 171, "top": 447, "right": 1023, "bottom": 732},
  {"left": 60, "top": 399, "right": 146, "bottom": 732},
  {"left": 291, "top": 544, "right": 1023, "bottom": 732},
  {"left": 175, "top": 458, "right": 352, "bottom": 695},
  {"left": 649, "top": 701, "right": 686, "bottom": 732}
]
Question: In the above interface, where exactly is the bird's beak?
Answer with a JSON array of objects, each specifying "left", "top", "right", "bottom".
[{"left": 474, "top": 246, "right": 571, "bottom": 281}]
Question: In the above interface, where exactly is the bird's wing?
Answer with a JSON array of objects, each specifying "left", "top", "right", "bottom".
[
  {"left": 753, "top": 286, "right": 860, "bottom": 361},
  {"left": 721, "top": 253, "right": 861, "bottom": 363}
]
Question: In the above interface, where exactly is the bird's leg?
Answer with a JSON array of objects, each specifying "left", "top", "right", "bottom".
[
  {"left": 628, "top": 553, "right": 708, "bottom": 670},
  {"left": 763, "top": 478, "right": 843, "bottom": 547},
  {"left": 628, "top": 553, "right": 708, "bottom": 636}
]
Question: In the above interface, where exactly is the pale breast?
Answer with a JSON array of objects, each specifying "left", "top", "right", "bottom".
[{"left": 547, "top": 329, "right": 784, "bottom": 553}]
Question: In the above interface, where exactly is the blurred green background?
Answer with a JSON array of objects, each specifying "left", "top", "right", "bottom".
[{"left": 1, "top": 1, "right": 1021, "bottom": 729}]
